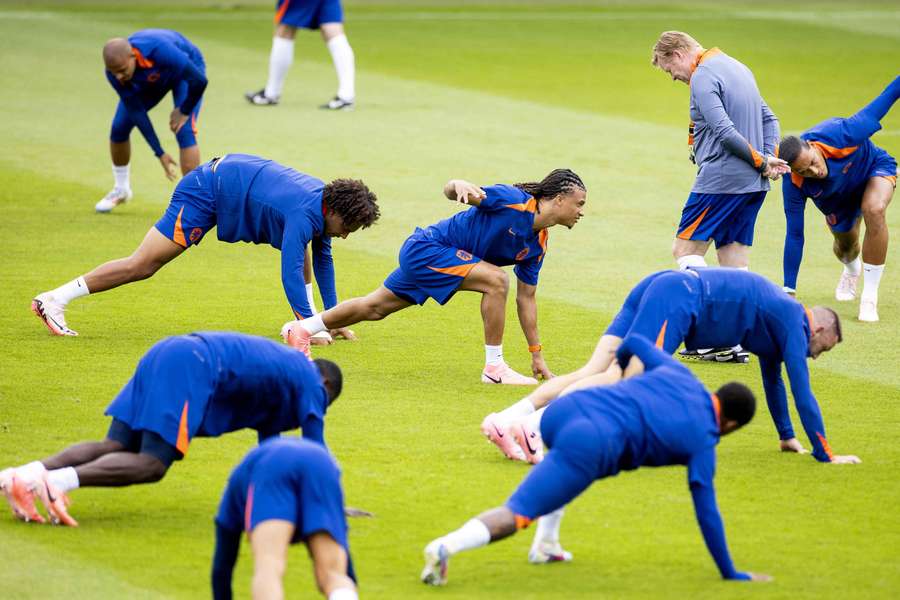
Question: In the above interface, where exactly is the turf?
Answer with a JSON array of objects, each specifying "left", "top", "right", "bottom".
[{"left": 0, "top": 1, "right": 899, "bottom": 598}]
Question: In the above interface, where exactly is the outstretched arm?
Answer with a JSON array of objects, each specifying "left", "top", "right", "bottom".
[
  {"left": 515, "top": 279, "right": 552, "bottom": 380},
  {"left": 443, "top": 179, "right": 486, "bottom": 206},
  {"left": 841, "top": 75, "right": 900, "bottom": 144},
  {"left": 782, "top": 179, "right": 807, "bottom": 293},
  {"left": 692, "top": 71, "right": 788, "bottom": 176},
  {"left": 281, "top": 223, "right": 315, "bottom": 319},
  {"left": 211, "top": 524, "right": 242, "bottom": 600}
]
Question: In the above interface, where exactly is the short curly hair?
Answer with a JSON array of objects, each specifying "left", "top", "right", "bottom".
[{"left": 322, "top": 179, "right": 380, "bottom": 229}]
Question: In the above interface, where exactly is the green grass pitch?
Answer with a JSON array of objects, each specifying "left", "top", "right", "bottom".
[{"left": 1, "top": 1, "right": 899, "bottom": 598}]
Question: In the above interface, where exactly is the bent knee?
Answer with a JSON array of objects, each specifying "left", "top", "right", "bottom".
[{"left": 485, "top": 269, "right": 509, "bottom": 294}]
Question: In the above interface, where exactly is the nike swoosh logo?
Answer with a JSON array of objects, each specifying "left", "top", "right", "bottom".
[
  {"left": 521, "top": 429, "right": 538, "bottom": 454},
  {"left": 484, "top": 374, "right": 501, "bottom": 383},
  {"left": 44, "top": 482, "right": 56, "bottom": 503},
  {"left": 491, "top": 424, "right": 505, "bottom": 438}
]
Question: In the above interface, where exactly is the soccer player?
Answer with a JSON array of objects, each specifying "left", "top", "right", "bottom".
[
  {"left": 651, "top": 31, "right": 788, "bottom": 270},
  {"left": 422, "top": 334, "right": 771, "bottom": 585},
  {"left": 98, "top": 30, "right": 208, "bottom": 212},
  {"left": 0, "top": 332, "right": 342, "bottom": 526},
  {"left": 483, "top": 268, "right": 861, "bottom": 465},
  {"left": 779, "top": 75, "right": 899, "bottom": 322},
  {"left": 31, "top": 153, "right": 379, "bottom": 337},
  {"left": 246, "top": 0, "right": 355, "bottom": 109},
  {"left": 212, "top": 438, "right": 358, "bottom": 600},
  {"left": 282, "top": 170, "right": 587, "bottom": 384}
]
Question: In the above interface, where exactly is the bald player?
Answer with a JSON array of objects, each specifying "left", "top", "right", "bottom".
[{"left": 98, "top": 30, "right": 208, "bottom": 212}]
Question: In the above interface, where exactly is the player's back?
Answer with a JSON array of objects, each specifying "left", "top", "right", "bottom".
[
  {"left": 192, "top": 331, "right": 327, "bottom": 435},
  {"left": 798, "top": 117, "right": 880, "bottom": 201},
  {"left": 130, "top": 29, "right": 202, "bottom": 63},
  {"left": 571, "top": 364, "right": 719, "bottom": 470},
  {"left": 212, "top": 154, "right": 326, "bottom": 247}
]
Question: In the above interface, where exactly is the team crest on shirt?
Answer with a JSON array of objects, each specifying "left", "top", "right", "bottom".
[
  {"left": 842, "top": 161, "right": 854, "bottom": 174},
  {"left": 516, "top": 247, "right": 529, "bottom": 261},
  {"left": 147, "top": 71, "right": 160, "bottom": 83},
  {"left": 456, "top": 250, "right": 473, "bottom": 261},
  {"left": 189, "top": 227, "right": 203, "bottom": 243}
]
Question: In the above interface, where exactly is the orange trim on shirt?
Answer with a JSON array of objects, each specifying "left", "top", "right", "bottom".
[
  {"left": 175, "top": 401, "right": 190, "bottom": 455},
  {"left": 274, "top": 0, "right": 291, "bottom": 23},
  {"left": 514, "top": 514, "right": 533, "bottom": 530},
  {"left": 881, "top": 174, "right": 897, "bottom": 188},
  {"left": 244, "top": 484, "right": 255, "bottom": 533},
  {"left": 809, "top": 140, "right": 858, "bottom": 160},
  {"left": 655, "top": 320, "right": 668, "bottom": 348},
  {"left": 504, "top": 197, "right": 537, "bottom": 213},
  {"left": 710, "top": 393, "right": 721, "bottom": 427},
  {"left": 427, "top": 262, "right": 479, "bottom": 278},
  {"left": 803, "top": 305, "right": 815, "bottom": 338},
  {"left": 172, "top": 206, "right": 187, "bottom": 247},
  {"left": 690, "top": 47, "right": 722, "bottom": 74},
  {"left": 790, "top": 172, "right": 805, "bottom": 188},
  {"left": 132, "top": 47, "right": 154, "bottom": 69},
  {"left": 748, "top": 143, "right": 764, "bottom": 168},
  {"left": 677, "top": 206, "right": 711, "bottom": 240},
  {"left": 816, "top": 432, "right": 835, "bottom": 461},
  {"left": 191, "top": 112, "right": 198, "bottom": 135},
  {"left": 537, "top": 228, "right": 549, "bottom": 260}
]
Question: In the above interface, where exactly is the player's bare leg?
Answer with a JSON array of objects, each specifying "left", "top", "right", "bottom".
[
  {"left": 32, "top": 228, "right": 184, "bottom": 335},
  {"left": 858, "top": 176, "right": 894, "bottom": 321},
  {"left": 72, "top": 453, "right": 167, "bottom": 487},
  {"left": 179, "top": 144, "right": 201, "bottom": 176},
  {"left": 831, "top": 221, "right": 862, "bottom": 302},
  {"left": 97, "top": 140, "right": 134, "bottom": 212},
  {"left": 247, "top": 24, "right": 296, "bottom": 105},
  {"left": 716, "top": 242, "right": 750, "bottom": 269},
  {"left": 672, "top": 237, "right": 710, "bottom": 270}
]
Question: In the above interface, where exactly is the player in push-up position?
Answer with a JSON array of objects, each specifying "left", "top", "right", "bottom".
[
  {"left": 422, "top": 334, "right": 771, "bottom": 585},
  {"left": 98, "top": 30, "right": 208, "bottom": 212},
  {"left": 212, "top": 438, "right": 358, "bottom": 600},
  {"left": 0, "top": 332, "right": 342, "bottom": 526},
  {"left": 779, "top": 75, "right": 899, "bottom": 322},
  {"left": 483, "top": 268, "right": 860, "bottom": 465},
  {"left": 282, "top": 170, "right": 586, "bottom": 385},
  {"left": 32, "top": 153, "right": 379, "bottom": 337}
]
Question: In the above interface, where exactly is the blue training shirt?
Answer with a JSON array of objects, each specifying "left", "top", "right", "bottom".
[
  {"left": 782, "top": 75, "right": 900, "bottom": 290},
  {"left": 106, "top": 29, "right": 207, "bottom": 157},
  {"left": 207, "top": 154, "right": 337, "bottom": 319},
  {"left": 193, "top": 332, "right": 329, "bottom": 444},
  {"left": 215, "top": 438, "right": 355, "bottom": 580},
  {"left": 571, "top": 334, "right": 743, "bottom": 579},
  {"left": 425, "top": 184, "right": 549, "bottom": 285}
]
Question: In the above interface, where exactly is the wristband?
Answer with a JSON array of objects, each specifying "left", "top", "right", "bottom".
[{"left": 528, "top": 344, "right": 542, "bottom": 353}]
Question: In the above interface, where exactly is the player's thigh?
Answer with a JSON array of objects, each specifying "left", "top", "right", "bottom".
[
  {"left": 319, "top": 21, "right": 345, "bottom": 42},
  {"left": 154, "top": 174, "right": 218, "bottom": 249},
  {"left": 861, "top": 176, "right": 895, "bottom": 217},
  {"left": 132, "top": 227, "right": 186, "bottom": 268},
  {"left": 365, "top": 285, "right": 413, "bottom": 315},
  {"left": 672, "top": 236, "right": 710, "bottom": 258},
  {"left": 458, "top": 260, "right": 507, "bottom": 293},
  {"left": 715, "top": 242, "right": 750, "bottom": 268}
]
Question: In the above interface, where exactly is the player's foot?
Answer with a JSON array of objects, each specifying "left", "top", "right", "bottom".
[
  {"left": 95, "top": 187, "right": 132, "bottom": 213},
  {"left": 280, "top": 320, "right": 311, "bottom": 358},
  {"left": 421, "top": 540, "right": 450, "bottom": 586},
  {"left": 480, "top": 413, "right": 527, "bottom": 461},
  {"left": 858, "top": 299, "right": 879, "bottom": 322},
  {"left": 528, "top": 541, "right": 573, "bottom": 564},
  {"left": 31, "top": 473, "right": 77, "bottom": 527},
  {"left": 511, "top": 421, "right": 544, "bottom": 464},
  {"left": 319, "top": 96, "right": 354, "bottom": 111},
  {"left": 0, "top": 469, "right": 45, "bottom": 523},
  {"left": 310, "top": 330, "right": 334, "bottom": 346},
  {"left": 679, "top": 347, "right": 748, "bottom": 364},
  {"left": 481, "top": 362, "right": 538, "bottom": 385},
  {"left": 31, "top": 293, "right": 78, "bottom": 336},
  {"left": 835, "top": 271, "right": 859, "bottom": 301},
  {"left": 245, "top": 89, "right": 279, "bottom": 106}
]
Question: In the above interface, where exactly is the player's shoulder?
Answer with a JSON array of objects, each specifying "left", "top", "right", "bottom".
[{"left": 483, "top": 183, "right": 528, "bottom": 202}]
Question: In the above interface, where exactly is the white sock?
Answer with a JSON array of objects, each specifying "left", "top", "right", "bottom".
[
  {"left": 299, "top": 313, "right": 327, "bottom": 335},
  {"left": 532, "top": 508, "right": 564, "bottom": 546},
  {"left": 47, "top": 467, "right": 79, "bottom": 493},
  {"left": 50, "top": 276, "right": 90, "bottom": 305},
  {"left": 305, "top": 283, "right": 319, "bottom": 314},
  {"left": 495, "top": 398, "right": 535, "bottom": 424},
  {"left": 112, "top": 164, "right": 130, "bottom": 190},
  {"left": 524, "top": 406, "right": 545, "bottom": 432},
  {"left": 18, "top": 461, "right": 47, "bottom": 481},
  {"left": 862, "top": 263, "right": 885, "bottom": 302},
  {"left": 265, "top": 37, "right": 295, "bottom": 100},
  {"left": 485, "top": 345, "right": 504, "bottom": 366},
  {"left": 843, "top": 256, "right": 862, "bottom": 276},
  {"left": 676, "top": 254, "right": 707, "bottom": 270},
  {"left": 326, "top": 34, "right": 355, "bottom": 101},
  {"left": 328, "top": 588, "right": 358, "bottom": 600},
  {"left": 439, "top": 518, "right": 491, "bottom": 555}
]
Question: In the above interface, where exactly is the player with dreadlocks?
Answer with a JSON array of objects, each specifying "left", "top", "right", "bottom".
[
  {"left": 32, "top": 154, "right": 380, "bottom": 336},
  {"left": 283, "top": 169, "right": 587, "bottom": 384}
]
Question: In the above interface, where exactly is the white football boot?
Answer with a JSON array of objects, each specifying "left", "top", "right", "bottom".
[
  {"left": 95, "top": 187, "right": 132, "bottom": 213},
  {"left": 835, "top": 271, "right": 859, "bottom": 301},
  {"left": 858, "top": 299, "right": 879, "bottom": 322},
  {"left": 31, "top": 293, "right": 78, "bottom": 336}
]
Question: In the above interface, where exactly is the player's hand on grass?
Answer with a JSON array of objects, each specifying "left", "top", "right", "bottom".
[
  {"left": 531, "top": 354, "right": 554, "bottom": 380},
  {"left": 169, "top": 108, "right": 189, "bottom": 133},
  {"left": 451, "top": 180, "right": 486, "bottom": 205},
  {"left": 330, "top": 327, "right": 357, "bottom": 341},
  {"left": 830, "top": 454, "right": 862, "bottom": 464},
  {"left": 779, "top": 438, "right": 808, "bottom": 454},
  {"left": 344, "top": 506, "right": 374, "bottom": 518},
  {"left": 762, "top": 156, "right": 790, "bottom": 180},
  {"left": 159, "top": 153, "right": 178, "bottom": 181}
]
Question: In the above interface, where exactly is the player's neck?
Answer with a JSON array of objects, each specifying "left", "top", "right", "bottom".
[{"left": 532, "top": 209, "right": 554, "bottom": 231}]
